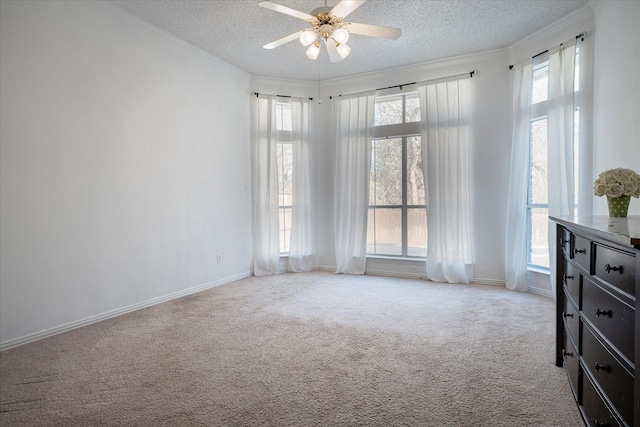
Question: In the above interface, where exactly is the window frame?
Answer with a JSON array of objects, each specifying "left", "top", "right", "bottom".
[
  {"left": 275, "top": 99, "right": 293, "bottom": 255},
  {"left": 367, "top": 89, "right": 426, "bottom": 259}
]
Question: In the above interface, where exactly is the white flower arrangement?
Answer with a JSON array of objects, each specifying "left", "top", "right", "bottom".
[{"left": 593, "top": 167, "right": 640, "bottom": 198}]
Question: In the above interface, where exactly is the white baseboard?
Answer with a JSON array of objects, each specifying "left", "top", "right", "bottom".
[
  {"left": 527, "top": 269, "right": 553, "bottom": 299},
  {"left": 313, "top": 265, "right": 336, "bottom": 272},
  {"left": 528, "top": 286, "right": 553, "bottom": 298},
  {"left": 365, "top": 269, "right": 424, "bottom": 280},
  {"left": 314, "top": 265, "right": 505, "bottom": 286},
  {"left": 0, "top": 271, "right": 251, "bottom": 352},
  {"left": 472, "top": 278, "right": 506, "bottom": 286}
]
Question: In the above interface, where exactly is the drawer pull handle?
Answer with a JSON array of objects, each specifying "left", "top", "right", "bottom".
[
  {"left": 594, "top": 363, "right": 611, "bottom": 372},
  {"left": 562, "top": 350, "right": 574, "bottom": 358},
  {"left": 595, "top": 308, "right": 612, "bottom": 317},
  {"left": 574, "top": 248, "right": 586, "bottom": 254},
  {"left": 563, "top": 274, "right": 574, "bottom": 281},
  {"left": 561, "top": 239, "right": 569, "bottom": 244},
  {"left": 562, "top": 312, "right": 574, "bottom": 318},
  {"left": 604, "top": 263, "right": 623, "bottom": 274}
]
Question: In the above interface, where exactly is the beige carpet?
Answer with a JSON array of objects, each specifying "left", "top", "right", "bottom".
[{"left": 0, "top": 272, "right": 582, "bottom": 427}]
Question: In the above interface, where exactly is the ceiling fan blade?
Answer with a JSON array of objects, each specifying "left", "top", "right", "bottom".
[
  {"left": 325, "top": 39, "right": 343, "bottom": 63},
  {"left": 331, "top": 0, "right": 366, "bottom": 18},
  {"left": 258, "top": 1, "right": 313, "bottom": 21},
  {"left": 263, "top": 31, "right": 303, "bottom": 49},
  {"left": 347, "top": 22, "right": 401, "bottom": 40}
]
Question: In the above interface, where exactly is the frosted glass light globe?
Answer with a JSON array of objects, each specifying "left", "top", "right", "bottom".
[
  {"left": 336, "top": 43, "right": 351, "bottom": 59},
  {"left": 333, "top": 28, "right": 349, "bottom": 44},
  {"left": 306, "top": 43, "right": 320, "bottom": 60},
  {"left": 300, "top": 31, "right": 317, "bottom": 47}
]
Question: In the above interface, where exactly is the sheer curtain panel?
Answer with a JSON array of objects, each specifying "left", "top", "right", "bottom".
[
  {"left": 547, "top": 40, "right": 577, "bottom": 296},
  {"left": 418, "top": 76, "right": 474, "bottom": 284},
  {"left": 251, "top": 95, "right": 280, "bottom": 275},
  {"left": 333, "top": 92, "right": 375, "bottom": 274},
  {"left": 288, "top": 98, "right": 314, "bottom": 272},
  {"left": 505, "top": 60, "right": 533, "bottom": 291}
]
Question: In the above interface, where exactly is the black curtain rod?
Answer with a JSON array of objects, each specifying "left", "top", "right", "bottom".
[
  {"left": 377, "top": 81, "right": 417, "bottom": 91},
  {"left": 509, "top": 31, "right": 587, "bottom": 70},
  {"left": 253, "top": 92, "right": 314, "bottom": 101},
  {"left": 329, "top": 71, "right": 475, "bottom": 100}
]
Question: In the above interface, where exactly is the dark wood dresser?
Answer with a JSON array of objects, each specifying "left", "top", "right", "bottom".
[{"left": 551, "top": 216, "right": 640, "bottom": 427}]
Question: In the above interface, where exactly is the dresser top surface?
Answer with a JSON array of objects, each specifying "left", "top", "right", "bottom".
[{"left": 550, "top": 215, "right": 640, "bottom": 247}]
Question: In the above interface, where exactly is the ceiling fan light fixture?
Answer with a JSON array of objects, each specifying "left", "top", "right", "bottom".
[
  {"left": 332, "top": 28, "right": 349, "bottom": 44},
  {"left": 336, "top": 42, "right": 351, "bottom": 59},
  {"left": 319, "top": 24, "right": 334, "bottom": 39},
  {"left": 306, "top": 42, "right": 321, "bottom": 60},
  {"left": 259, "top": 1, "right": 401, "bottom": 63},
  {"left": 299, "top": 30, "right": 317, "bottom": 47}
]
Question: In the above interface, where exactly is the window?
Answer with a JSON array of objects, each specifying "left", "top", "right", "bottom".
[
  {"left": 528, "top": 58, "right": 550, "bottom": 268},
  {"left": 275, "top": 100, "right": 292, "bottom": 254},
  {"left": 527, "top": 50, "right": 580, "bottom": 269},
  {"left": 367, "top": 91, "right": 426, "bottom": 257}
]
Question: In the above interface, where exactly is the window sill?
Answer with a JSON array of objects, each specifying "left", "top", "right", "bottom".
[{"left": 527, "top": 265, "right": 549, "bottom": 275}]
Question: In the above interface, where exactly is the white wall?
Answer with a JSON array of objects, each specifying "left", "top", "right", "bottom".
[
  {"left": 591, "top": 0, "right": 640, "bottom": 215},
  {"left": 0, "top": 1, "right": 252, "bottom": 348}
]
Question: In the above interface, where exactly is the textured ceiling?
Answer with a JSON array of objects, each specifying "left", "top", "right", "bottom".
[{"left": 108, "top": 0, "right": 588, "bottom": 81}]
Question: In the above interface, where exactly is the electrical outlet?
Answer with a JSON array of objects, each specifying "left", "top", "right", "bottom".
[
  {"left": 217, "top": 254, "right": 222, "bottom": 264},
  {"left": 408, "top": 267, "right": 418, "bottom": 273}
]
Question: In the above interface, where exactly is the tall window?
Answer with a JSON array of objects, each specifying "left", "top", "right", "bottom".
[
  {"left": 527, "top": 50, "right": 580, "bottom": 269},
  {"left": 275, "top": 100, "right": 292, "bottom": 254},
  {"left": 367, "top": 91, "right": 426, "bottom": 257},
  {"left": 528, "top": 57, "right": 550, "bottom": 268}
]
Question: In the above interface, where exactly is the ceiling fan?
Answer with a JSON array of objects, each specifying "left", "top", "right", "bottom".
[{"left": 259, "top": 0, "right": 401, "bottom": 63}]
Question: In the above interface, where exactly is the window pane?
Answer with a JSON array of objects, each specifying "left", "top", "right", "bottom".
[
  {"left": 276, "top": 102, "right": 292, "bottom": 131},
  {"left": 279, "top": 207, "right": 291, "bottom": 254},
  {"left": 529, "top": 207, "right": 549, "bottom": 268},
  {"left": 367, "top": 207, "right": 401, "bottom": 256},
  {"left": 370, "top": 138, "right": 402, "bottom": 205},
  {"left": 407, "top": 136, "right": 425, "bottom": 205},
  {"left": 374, "top": 95, "right": 403, "bottom": 126},
  {"left": 277, "top": 142, "right": 293, "bottom": 207},
  {"left": 529, "top": 118, "right": 548, "bottom": 205},
  {"left": 405, "top": 93, "right": 421, "bottom": 123},
  {"left": 407, "top": 208, "right": 427, "bottom": 257},
  {"left": 531, "top": 64, "right": 549, "bottom": 104}
]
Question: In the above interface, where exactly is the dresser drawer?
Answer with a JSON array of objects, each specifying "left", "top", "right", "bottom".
[
  {"left": 560, "top": 227, "right": 571, "bottom": 254},
  {"left": 582, "top": 277, "right": 635, "bottom": 363},
  {"left": 572, "top": 234, "right": 592, "bottom": 272},
  {"left": 563, "top": 330, "right": 580, "bottom": 402},
  {"left": 582, "top": 324, "right": 634, "bottom": 425},
  {"left": 563, "top": 258, "right": 580, "bottom": 307},
  {"left": 563, "top": 289, "right": 580, "bottom": 346},
  {"left": 593, "top": 243, "right": 636, "bottom": 297},
  {"left": 583, "top": 374, "right": 623, "bottom": 427}
]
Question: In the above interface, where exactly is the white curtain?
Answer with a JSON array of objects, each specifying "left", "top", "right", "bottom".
[
  {"left": 547, "top": 40, "right": 577, "bottom": 296},
  {"left": 288, "top": 98, "right": 314, "bottom": 272},
  {"left": 251, "top": 95, "right": 280, "bottom": 275},
  {"left": 504, "top": 60, "right": 533, "bottom": 291},
  {"left": 251, "top": 95, "right": 313, "bottom": 275},
  {"left": 418, "top": 76, "right": 474, "bottom": 284},
  {"left": 333, "top": 92, "right": 375, "bottom": 274}
]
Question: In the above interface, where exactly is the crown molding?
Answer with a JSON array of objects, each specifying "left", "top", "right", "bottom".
[
  {"left": 319, "top": 48, "right": 507, "bottom": 94},
  {"left": 508, "top": 5, "right": 594, "bottom": 59}
]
